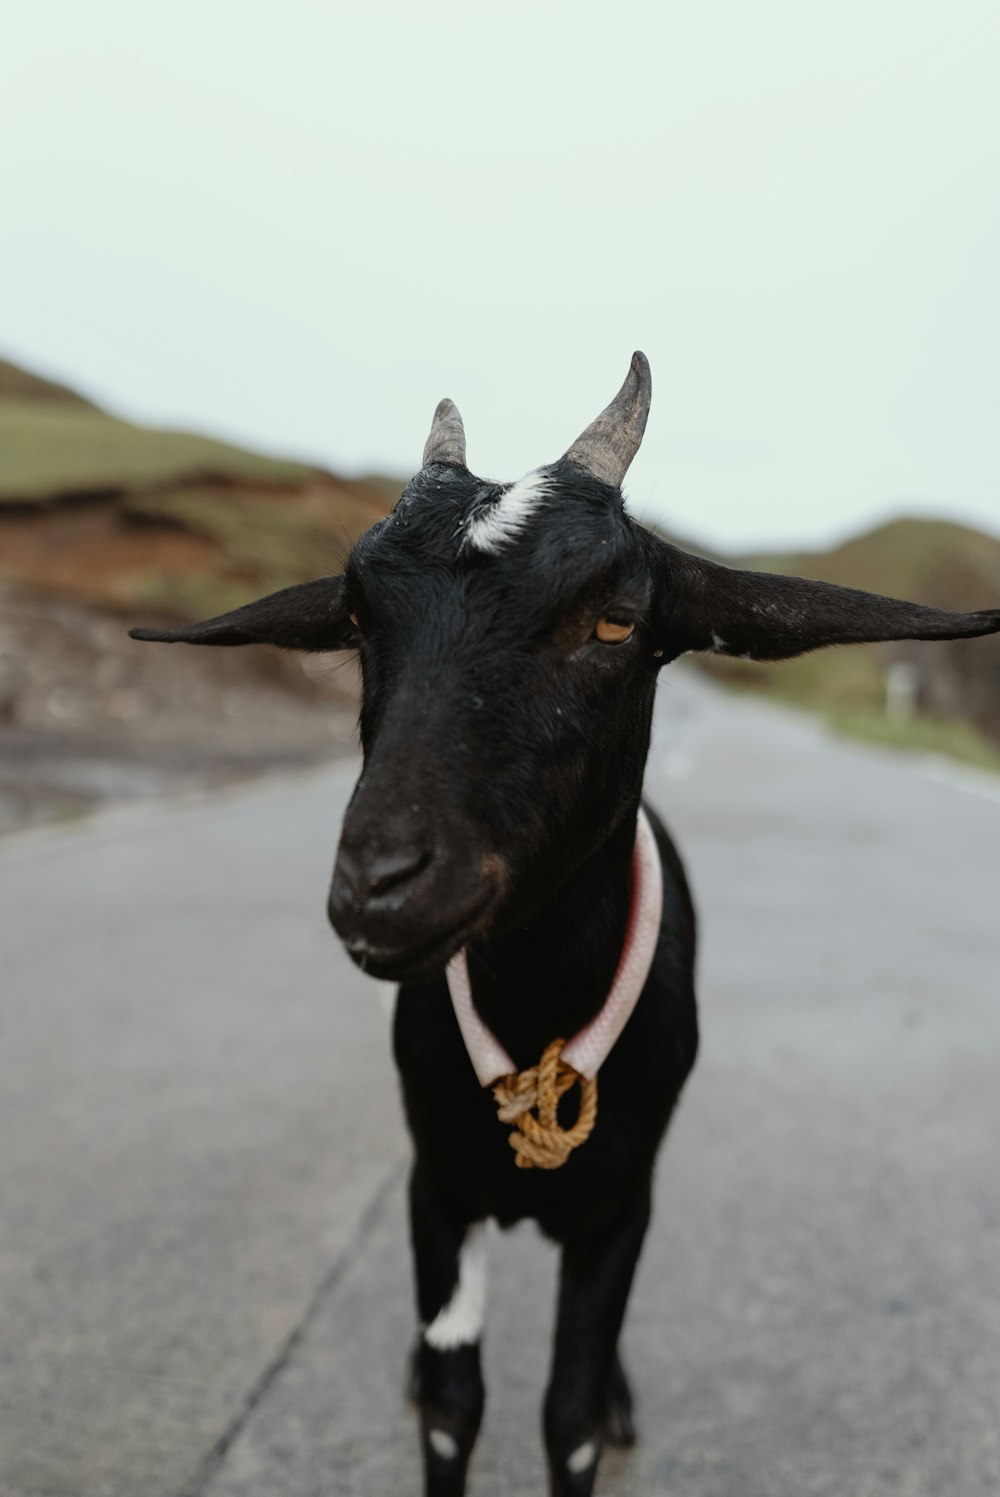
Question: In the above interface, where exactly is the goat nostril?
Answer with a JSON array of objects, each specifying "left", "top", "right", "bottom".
[{"left": 367, "top": 848, "right": 432, "bottom": 898}]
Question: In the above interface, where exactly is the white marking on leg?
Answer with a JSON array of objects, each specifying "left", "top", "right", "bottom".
[
  {"left": 567, "top": 1439, "right": 597, "bottom": 1473},
  {"left": 464, "top": 470, "right": 550, "bottom": 553},
  {"left": 428, "top": 1428, "right": 458, "bottom": 1459},
  {"left": 424, "top": 1224, "right": 487, "bottom": 1350}
]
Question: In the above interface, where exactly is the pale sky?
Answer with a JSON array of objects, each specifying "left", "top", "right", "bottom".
[{"left": 3, "top": 0, "right": 999, "bottom": 551}]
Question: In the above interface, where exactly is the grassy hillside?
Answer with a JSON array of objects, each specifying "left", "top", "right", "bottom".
[
  {"left": 0, "top": 400, "right": 312, "bottom": 504},
  {"left": 749, "top": 516, "right": 1000, "bottom": 609},
  {"left": 699, "top": 516, "right": 1000, "bottom": 769},
  {"left": 0, "top": 357, "right": 98, "bottom": 409},
  {"left": 0, "top": 358, "right": 389, "bottom": 825},
  {"left": 0, "top": 357, "right": 394, "bottom": 622},
  {"left": 2, "top": 355, "right": 997, "bottom": 775},
  {"left": 0, "top": 355, "right": 316, "bottom": 503}
]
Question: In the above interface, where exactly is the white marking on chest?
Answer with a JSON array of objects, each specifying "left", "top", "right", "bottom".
[
  {"left": 424, "top": 1224, "right": 487, "bottom": 1349},
  {"left": 711, "top": 632, "right": 728, "bottom": 653},
  {"left": 464, "top": 470, "right": 550, "bottom": 554},
  {"left": 567, "top": 1439, "right": 597, "bottom": 1473},
  {"left": 428, "top": 1428, "right": 459, "bottom": 1459}
]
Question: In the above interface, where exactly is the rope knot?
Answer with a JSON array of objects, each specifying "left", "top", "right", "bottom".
[{"left": 491, "top": 1038, "right": 598, "bottom": 1170}]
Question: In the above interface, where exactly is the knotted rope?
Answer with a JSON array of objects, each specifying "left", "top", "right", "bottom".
[{"left": 491, "top": 1038, "right": 598, "bottom": 1170}]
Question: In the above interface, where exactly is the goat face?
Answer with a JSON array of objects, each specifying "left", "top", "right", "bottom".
[
  {"left": 130, "top": 351, "right": 1000, "bottom": 983},
  {"left": 327, "top": 457, "right": 661, "bottom": 980}
]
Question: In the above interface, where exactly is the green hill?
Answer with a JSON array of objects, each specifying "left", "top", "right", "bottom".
[
  {"left": 2, "top": 355, "right": 997, "bottom": 773},
  {"left": 0, "top": 356, "right": 394, "bottom": 622},
  {"left": 699, "top": 516, "right": 1000, "bottom": 769},
  {"left": 0, "top": 357, "right": 99, "bottom": 409},
  {"left": 0, "top": 355, "right": 320, "bottom": 507},
  {"left": 748, "top": 516, "right": 1000, "bottom": 610},
  {"left": 0, "top": 399, "right": 312, "bottom": 505}
]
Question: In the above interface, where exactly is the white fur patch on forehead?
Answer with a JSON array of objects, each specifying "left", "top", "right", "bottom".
[{"left": 463, "top": 469, "right": 550, "bottom": 554}]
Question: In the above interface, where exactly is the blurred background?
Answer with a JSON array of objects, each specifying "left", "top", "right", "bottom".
[
  {"left": 3, "top": 8, "right": 1000, "bottom": 1497},
  {"left": 2, "top": 0, "right": 999, "bottom": 834}
]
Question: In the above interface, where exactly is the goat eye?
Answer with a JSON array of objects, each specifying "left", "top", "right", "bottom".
[{"left": 594, "top": 615, "right": 636, "bottom": 645}]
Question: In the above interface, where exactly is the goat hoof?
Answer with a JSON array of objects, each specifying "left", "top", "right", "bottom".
[{"left": 603, "top": 1358, "right": 636, "bottom": 1448}]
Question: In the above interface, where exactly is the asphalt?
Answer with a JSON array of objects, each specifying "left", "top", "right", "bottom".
[{"left": 2, "top": 672, "right": 999, "bottom": 1497}]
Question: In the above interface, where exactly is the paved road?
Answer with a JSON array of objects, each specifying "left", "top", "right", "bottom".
[{"left": 3, "top": 673, "right": 999, "bottom": 1497}]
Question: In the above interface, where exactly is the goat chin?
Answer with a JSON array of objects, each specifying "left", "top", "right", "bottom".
[{"left": 333, "top": 893, "right": 498, "bottom": 985}]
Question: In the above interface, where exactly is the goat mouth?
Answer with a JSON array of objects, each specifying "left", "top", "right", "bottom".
[{"left": 342, "top": 894, "right": 497, "bottom": 984}]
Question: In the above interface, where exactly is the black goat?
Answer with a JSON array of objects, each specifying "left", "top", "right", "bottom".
[{"left": 132, "top": 354, "right": 1000, "bottom": 1497}]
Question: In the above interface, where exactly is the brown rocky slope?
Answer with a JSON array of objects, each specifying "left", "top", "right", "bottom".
[{"left": 0, "top": 357, "right": 394, "bottom": 831}]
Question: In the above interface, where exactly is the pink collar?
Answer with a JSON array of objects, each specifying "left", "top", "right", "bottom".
[{"left": 445, "top": 808, "right": 663, "bottom": 1086}]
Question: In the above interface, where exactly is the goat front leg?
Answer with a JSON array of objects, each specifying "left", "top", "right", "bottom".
[
  {"left": 408, "top": 1168, "right": 486, "bottom": 1497},
  {"left": 543, "top": 1184, "right": 651, "bottom": 1497}
]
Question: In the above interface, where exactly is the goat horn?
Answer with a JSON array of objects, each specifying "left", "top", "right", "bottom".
[
  {"left": 422, "top": 397, "right": 467, "bottom": 467},
  {"left": 563, "top": 351, "right": 652, "bottom": 488}
]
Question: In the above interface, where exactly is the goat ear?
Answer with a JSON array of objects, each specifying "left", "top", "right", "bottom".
[
  {"left": 129, "top": 576, "right": 359, "bottom": 652},
  {"left": 652, "top": 541, "right": 1000, "bottom": 662}
]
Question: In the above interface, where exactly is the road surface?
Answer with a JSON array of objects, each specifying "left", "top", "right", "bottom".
[{"left": 2, "top": 672, "right": 998, "bottom": 1496}]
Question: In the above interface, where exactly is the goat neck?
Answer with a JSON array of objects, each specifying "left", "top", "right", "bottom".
[{"left": 461, "top": 808, "right": 639, "bottom": 1073}]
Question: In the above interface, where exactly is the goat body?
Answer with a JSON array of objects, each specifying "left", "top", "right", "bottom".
[
  {"left": 132, "top": 353, "right": 1000, "bottom": 1496},
  {"left": 397, "top": 803, "right": 696, "bottom": 1488}
]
